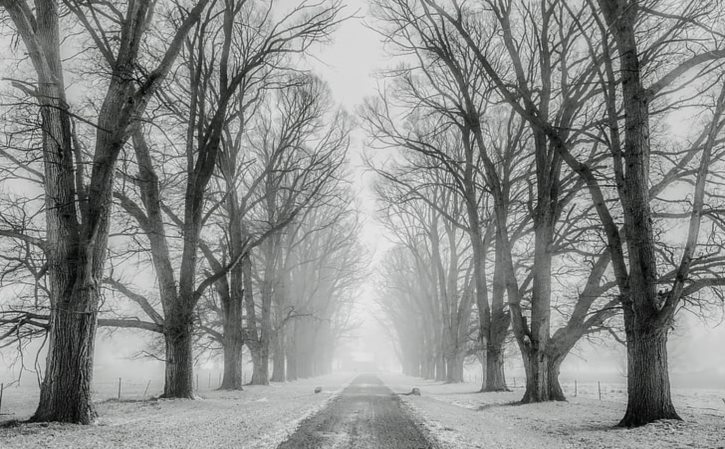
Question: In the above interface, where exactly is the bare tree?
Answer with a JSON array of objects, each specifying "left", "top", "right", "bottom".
[
  {"left": 279, "top": 192, "right": 365, "bottom": 380},
  {"left": 375, "top": 171, "right": 476, "bottom": 382},
  {"left": 109, "top": 3, "right": 345, "bottom": 397},
  {"left": 427, "top": 0, "right": 725, "bottom": 425},
  {"left": 238, "top": 77, "right": 350, "bottom": 384},
  {"left": 0, "top": 0, "right": 209, "bottom": 423}
]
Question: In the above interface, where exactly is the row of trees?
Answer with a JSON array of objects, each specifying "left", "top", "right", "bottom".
[
  {"left": 369, "top": 0, "right": 725, "bottom": 427},
  {"left": 0, "top": 0, "right": 361, "bottom": 424}
]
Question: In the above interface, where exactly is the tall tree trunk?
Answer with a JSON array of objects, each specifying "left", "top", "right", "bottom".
[
  {"left": 287, "top": 344, "right": 299, "bottom": 381},
  {"left": 220, "top": 318, "right": 244, "bottom": 390},
  {"left": 596, "top": 0, "right": 682, "bottom": 426},
  {"left": 219, "top": 175, "right": 246, "bottom": 389},
  {"left": 619, "top": 320, "right": 679, "bottom": 426},
  {"left": 249, "top": 344, "right": 269, "bottom": 385},
  {"left": 32, "top": 292, "right": 98, "bottom": 423},
  {"left": 23, "top": 0, "right": 104, "bottom": 424},
  {"left": 162, "top": 319, "right": 194, "bottom": 398},
  {"left": 435, "top": 351, "right": 446, "bottom": 381},
  {"left": 518, "top": 124, "right": 561, "bottom": 403},
  {"left": 521, "top": 212, "right": 561, "bottom": 403},
  {"left": 485, "top": 346, "right": 508, "bottom": 392},
  {"left": 468, "top": 218, "right": 492, "bottom": 391},
  {"left": 242, "top": 252, "right": 268, "bottom": 385},
  {"left": 254, "top": 234, "right": 277, "bottom": 385},
  {"left": 446, "top": 350, "right": 464, "bottom": 383},
  {"left": 485, "top": 238, "right": 510, "bottom": 392},
  {"left": 422, "top": 351, "right": 434, "bottom": 379},
  {"left": 271, "top": 332, "right": 286, "bottom": 382}
]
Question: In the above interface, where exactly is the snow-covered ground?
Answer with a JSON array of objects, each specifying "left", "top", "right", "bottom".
[
  {"left": 380, "top": 372, "right": 725, "bottom": 449},
  {"left": 2, "top": 371, "right": 723, "bottom": 448},
  {"left": 0, "top": 372, "right": 355, "bottom": 449}
]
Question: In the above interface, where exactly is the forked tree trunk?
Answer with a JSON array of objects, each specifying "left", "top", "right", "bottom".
[
  {"left": 242, "top": 252, "right": 268, "bottom": 386},
  {"left": 521, "top": 350, "right": 565, "bottom": 403},
  {"left": 619, "top": 327, "right": 679, "bottom": 427},
  {"left": 519, "top": 148, "right": 560, "bottom": 402},
  {"left": 31, "top": 293, "right": 99, "bottom": 423},
  {"left": 163, "top": 321, "right": 194, "bottom": 398},
  {"left": 486, "top": 241, "right": 510, "bottom": 392},
  {"left": 219, "top": 259, "right": 244, "bottom": 389}
]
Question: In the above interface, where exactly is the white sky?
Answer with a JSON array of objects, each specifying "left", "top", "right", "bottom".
[{"left": 307, "top": 0, "right": 385, "bottom": 110}]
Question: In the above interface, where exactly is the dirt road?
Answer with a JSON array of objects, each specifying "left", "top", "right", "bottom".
[{"left": 277, "top": 374, "right": 435, "bottom": 449}]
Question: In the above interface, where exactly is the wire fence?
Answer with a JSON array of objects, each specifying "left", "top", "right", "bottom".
[
  {"left": 463, "top": 373, "right": 626, "bottom": 401},
  {"left": 462, "top": 374, "right": 725, "bottom": 412},
  {"left": 0, "top": 369, "right": 251, "bottom": 417}
]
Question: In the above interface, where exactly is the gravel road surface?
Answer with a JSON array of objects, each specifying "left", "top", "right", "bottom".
[{"left": 277, "top": 373, "right": 435, "bottom": 449}]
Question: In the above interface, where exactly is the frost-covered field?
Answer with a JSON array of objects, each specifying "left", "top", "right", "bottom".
[
  {"left": 0, "top": 372, "right": 354, "bottom": 449},
  {"left": 2, "top": 371, "right": 723, "bottom": 449},
  {"left": 381, "top": 372, "right": 725, "bottom": 449}
]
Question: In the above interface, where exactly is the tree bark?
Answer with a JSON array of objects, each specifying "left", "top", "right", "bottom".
[
  {"left": 485, "top": 346, "right": 508, "bottom": 392},
  {"left": 31, "top": 295, "right": 98, "bottom": 423},
  {"left": 220, "top": 318, "right": 244, "bottom": 390},
  {"left": 485, "top": 237, "right": 510, "bottom": 392},
  {"left": 521, "top": 350, "right": 565, "bottom": 403},
  {"left": 249, "top": 344, "right": 269, "bottom": 385},
  {"left": 619, "top": 324, "right": 679, "bottom": 426},
  {"left": 162, "top": 320, "right": 194, "bottom": 398}
]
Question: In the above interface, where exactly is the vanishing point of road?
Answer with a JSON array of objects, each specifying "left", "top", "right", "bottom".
[{"left": 277, "top": 374, "right": 435, "bottom": 449}]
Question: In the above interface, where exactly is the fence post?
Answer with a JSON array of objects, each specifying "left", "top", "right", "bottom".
[
  {"left": 0, "top": 382, "right": 4, "bottom": 413},
  {"left": 117, "top": 377, "right": 122, "bottom": 400},
  {"left": 574, "top": 380, "right": 578, "bottom": 397},
  {"left": 598, "top": 381, "right": 602, "bottom": 400},
  {"left": 513, "top": 377, "right": 516, "bottom": 388}
]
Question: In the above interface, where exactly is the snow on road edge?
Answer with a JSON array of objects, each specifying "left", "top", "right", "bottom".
[
  {"left": 247, "top": 375, "right": 354, "bottom": 449},
  {"left": 397, "top": 394, "right": 447, "bottom": 449}
]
